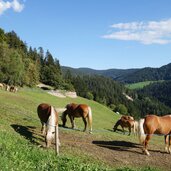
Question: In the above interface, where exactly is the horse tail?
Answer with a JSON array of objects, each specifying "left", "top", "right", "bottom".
[
  {"left": 133, "top": 121, "right": 138, "bottom": 136},
  {"left": 87, "top": 106, "right": 92, "bottom": 133},
  {"left": 47, "top": 106, "right": 56, "bottom": 132},
  {"left": 45, "top": 106, "right": 57, "bottom": 147},
  {"left": 138, "top": 118, "right": 146, "bottom": 144},
  {"left": 132, "top": 121, "right": 136, "bottom": 135},
  {"left": 132, "top": 120, "right": 137, "bottom": 135}
]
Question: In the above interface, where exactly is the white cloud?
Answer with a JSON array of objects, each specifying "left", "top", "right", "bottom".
[
  {"left": 102, "top": 19, "right": 171, "bottom": 45},
  {"left": 0, "top": 0, "right": 24, "bottom": 15}
]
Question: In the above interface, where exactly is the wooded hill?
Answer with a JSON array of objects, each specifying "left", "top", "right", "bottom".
[
  {"left": 62, "top": 66, "right": 139, "bottom": 82},
  {"left": 0, "top": 28, "right": 73, "bottom": 90},
  {"left": 1, "top": 27, "right": 171, "bottom": 118},
  {"left": 62, "top": 61, "right": 171, "bottom": 116},
  {"left": 137, "top": 80, "right": 171, "bottom": 109},
  {"left": 62, "top": 63, "right": 171, "bottom": 83}
]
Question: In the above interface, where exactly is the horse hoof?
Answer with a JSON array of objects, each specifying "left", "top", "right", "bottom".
[{"left": 144, "top": 150, "right": 150, "bottom": 156}]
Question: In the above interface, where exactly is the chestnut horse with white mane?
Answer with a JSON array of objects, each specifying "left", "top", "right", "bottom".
[
  {"left": 113, "top": 115, "right": 136, "bottom": 135},
  {"left": 37, "top": 103, "right": 60, "bottom": 147},
  {"left": 139, "top": 114, "right": 171, "bottom": 156},
  {"left": 61, "top": 103, "right": 92, "bottom": 133}
]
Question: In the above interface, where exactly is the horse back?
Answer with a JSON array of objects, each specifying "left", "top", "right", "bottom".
[
  {"left": 37, "top": 103, "right": 51, "bottom": 123},
  {"left": 119, "top": 119, "right": 132, "bottom": 128},
  {"left": 144, "top": 115, "right": 171, "bottom": 134},
  {"left": 73, "top": 104, "right": 89, "bottom": 117}
]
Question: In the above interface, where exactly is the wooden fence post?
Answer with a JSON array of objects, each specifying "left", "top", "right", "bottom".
[{"left": 55, "top": 125, "right": 59, "bottom": 155}]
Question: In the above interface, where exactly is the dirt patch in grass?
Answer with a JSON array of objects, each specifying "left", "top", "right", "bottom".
[
  {"left": 26, "top": 125, "right": 171, "bottom": 171},
  {"left": 58, "top": 130, "right": 170, "bottom": 170}
]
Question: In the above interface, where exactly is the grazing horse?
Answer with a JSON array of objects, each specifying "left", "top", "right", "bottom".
[
  {"left": 37, "top": 103, "right": 60, "bottom": 148},
  {"left": 61, "top": 103, "right": 92, "bottom": 133},
  {"left": 121, "top": 115, "right": 134, "bottom": 121},
  {"left": 9, "top": 86, "right": 18, "bottom": 93},
  {"left": 0, "top": 83, "right": 3, "bottom": 89},
  {"left": 5, "top": 84, "right": 10, "bottom": 91},
  {"left": 113, "top": 116, "right": 135, "bottom": 135},
  {"left": 138, "top": 115, "right": 171, "bottom": 156}
]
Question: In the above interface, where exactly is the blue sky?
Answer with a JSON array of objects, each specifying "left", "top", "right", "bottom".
[{"left": 1, "top": 0, "right": 171, "bottom": 69}]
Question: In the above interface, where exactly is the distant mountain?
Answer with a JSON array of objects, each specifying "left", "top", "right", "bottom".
[
  {"left": 61, "top": 66, "right": 139, "bottom": 80},
  {"left": 62, "top": 62, "right": 171, "bottom": 83},
  {"left": 120, "top": 63, "right": 171, "bottom": 83}
]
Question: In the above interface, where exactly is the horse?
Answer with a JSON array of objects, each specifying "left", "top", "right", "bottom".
[
  {"left": 37, "top": 103, "right": 60, "bottom": 148},
  {"left": 120, "top": 115, "right": 134, "bottom": 121},
  {"left": 4, "top": 84, "right": 10, "bottom": 91},
  {"left": 9, "top": 86, "right": 18, "bottom": 93},
  {"left": 0, "top": 83, "right": 3, "bottom": 89},
  {"left": 61, "top": 103, "right": 92, "bottom": 133},
  {"left": 113, "top": 116, "right": 135, "bottom": 135},
  {"left": 138, "top": 114, "right": 171, "bottom": 156}
]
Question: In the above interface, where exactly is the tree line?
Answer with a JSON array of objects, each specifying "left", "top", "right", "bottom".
[
  {"left": 137, "top": 80, "right": 171, "bottom": 109},
  {"left": 118, "top": 63, "right": 171, "bottom": 83},
  {"left": 63, "top": 72, "right": 171, "bottom": 118},
  {"left": 0, "top": 28, "right": 73, "bottom": 90}
]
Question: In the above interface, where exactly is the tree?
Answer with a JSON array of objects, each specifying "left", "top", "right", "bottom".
[
  {"left": 109, "top": 104, "right": 116, "bottom": 111},
  {"left": 115, "top": 104, "right": 128, "bottom": 114},
  {"left": 85, "top": 92, "right": 94, "bottom": 100},
  {"left": 0, "top": 45, "right": 25, "bottom": 85},
  {"left": 24, "top": 58, "right": 39, "bottom": 87},
  {"left": 0, "top": 28, "right": 6, "bottom": 43}
]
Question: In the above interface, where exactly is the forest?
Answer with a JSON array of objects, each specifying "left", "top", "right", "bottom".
[
  {"left": 62, "top": 63, "right": 171, "bottom": 83},
  {"left": 1, "top": 28, "right": 171, "bottom": 119}
]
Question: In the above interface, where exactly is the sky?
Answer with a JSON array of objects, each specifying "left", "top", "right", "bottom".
[{"left": 1, "top": 0, "right": 171, "bottom": 70}]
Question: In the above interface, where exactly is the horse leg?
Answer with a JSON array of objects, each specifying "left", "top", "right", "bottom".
[
  {"left": 128, "top": 126, "right": 131, "bottom": 136},
  {"left": 69, "top": 115, "right": 75, "bottom": 129},
  {"left": 164, "top": 135, "right": 169, "bottom": 153},
  {"left": 45, "top": 131, "right": 53, "bottom": 148},
  {"left": 143, "top": 134, "right": 151, "bottom": 156},
  {"left": 113, "top": 124, "right": 117, "bottom": 132},
  {"left": 73, "top": 117, "right": 76, "bottom": 128},
  {"left": 82, "top": 117, "right": 87, "bottom": 132},
  {"left": 168, "top": 135, "right": 171, "bottom": 154},
  {"left": 41, "top": 123, "right": 46, "bottom": 135},
  {"left": 121, "top": 126, "right": 125, "bottom": 134}
]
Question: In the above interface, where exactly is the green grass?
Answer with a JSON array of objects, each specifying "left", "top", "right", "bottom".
[
  {"left": 0, "top": 88, "right": 162, "bottom": 171},
  {"left": 125, "top": 81, "right": 164, "bottom": 90}
]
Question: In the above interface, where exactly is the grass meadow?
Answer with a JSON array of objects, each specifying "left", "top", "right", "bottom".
[
  {"left": 125, "top": 81, "right": 164, "bottom": 90},
  {"left": 0, "top": 88, "right": 162, "bottom": 171}
]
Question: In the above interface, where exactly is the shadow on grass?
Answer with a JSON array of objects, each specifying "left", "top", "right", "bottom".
[
  {"left": 11, "top": 124, "right": 43, "bottom": 146},
  {"left": 92, "top": 140, "right": 142, "bottom": 154},
  {"left": 106, "top": 128, "right": 134, "bottom": 135},
  {"left": 59, "top": 124, "right": 84, "bottom": 132}
]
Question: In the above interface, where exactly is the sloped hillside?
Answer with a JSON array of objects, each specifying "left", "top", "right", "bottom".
[
  {"left": 0, "top": 88, "right": 170, "bottom": 171},
  {"left": 137, "top": 80, "right": 171, "bottom": 108}
]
